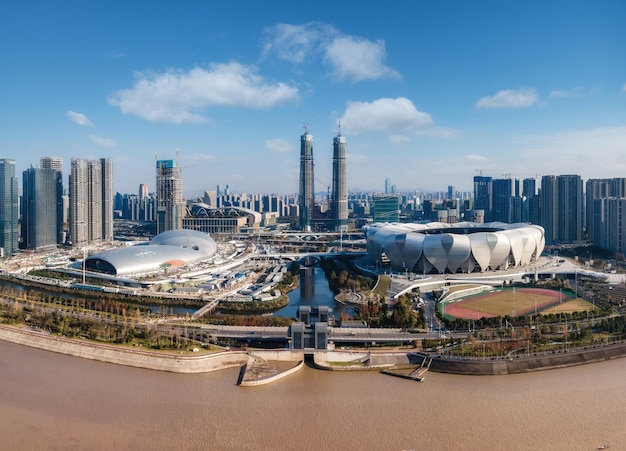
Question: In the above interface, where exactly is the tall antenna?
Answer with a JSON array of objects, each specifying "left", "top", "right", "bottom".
[
  {"left": 337, "top": 118, "right": 342, "bottom": 136},
  {"left": 303, "top": 114, "right": 315, "bottom": 134}
]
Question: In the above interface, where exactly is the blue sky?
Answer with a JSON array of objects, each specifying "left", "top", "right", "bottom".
[{"left": 1, "top": 1, "right": 625, "bottom": 196}]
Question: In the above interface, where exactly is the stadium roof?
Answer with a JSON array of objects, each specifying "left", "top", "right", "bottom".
[{"left": 85, "top": 229, "right": 217, "bottom": 276}]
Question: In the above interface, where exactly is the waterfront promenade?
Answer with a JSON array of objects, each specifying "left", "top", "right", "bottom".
[{"left": 3, "top": 323, "right": 626, "bottom": 378}]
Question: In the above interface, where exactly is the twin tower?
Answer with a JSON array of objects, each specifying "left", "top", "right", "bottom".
[{"left": 298, "top": 129, "right": 347, "bottom": 232}]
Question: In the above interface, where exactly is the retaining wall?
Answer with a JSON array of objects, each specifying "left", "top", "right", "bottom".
[
  {"left": 0, "top": 325, "right": 250, "bottom": 373},
  {"left": 239, "top": 360, "right": 305, "bottom": 387},
  {"left": 426, "top": 342, "right": 626, "bottom": 375}
]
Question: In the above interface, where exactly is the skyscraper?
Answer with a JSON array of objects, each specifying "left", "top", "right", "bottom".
[
  {"left": 139, "top": 183, "right": 148, "bottom": 199},
  {"left": 69, "top": 158, "right": 114, "bottom": 246},
  {"left": 156, "top": 159, "right": 184, "bottom": 233},
  {"left": 298, "top": 129, "right": 314, "bottom": 231},
  {"left": 0, "top": 159, "right": 18, "bottom": 257},
  {"left": 492, "top": 178, "right": 513, "bottom": 223},
  {"left": 540, "top": 175, "right": 558, "bottom": 242},
  {"left": 40, "top": 157, "right": 64, "bottom": 244},
  {"left": 585, "top": 178, "right": 626, "bottom": 245},
  {"left": 331, "top": 131, "right": 347, "bottom": 232},
  {"left": 557, "top": 174, "right": 583, "bottom": 243},
  {"left": 539, "top": 174, "right": 583, "bottom": 244},
  {"left": 473, "top": 176, "right": 492, "bottom": 221},
  {"left": 22, "top": 166, "right": 58, "bottom": 250}
]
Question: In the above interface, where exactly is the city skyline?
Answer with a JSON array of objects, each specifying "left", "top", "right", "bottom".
[{"left": 1, "top": 1, "right": 625, "bottom": 196}]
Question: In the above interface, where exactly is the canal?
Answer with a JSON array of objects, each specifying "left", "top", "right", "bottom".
[{"left": 272, "top": 264, "right": 356, "bottom": 319}]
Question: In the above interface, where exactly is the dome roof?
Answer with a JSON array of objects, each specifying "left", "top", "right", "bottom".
[{"left": 86, "top": 229, "right": 217, "bottom": 276}]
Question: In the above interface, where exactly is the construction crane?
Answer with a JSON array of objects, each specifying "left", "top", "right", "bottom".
[{"left": 315, "top": 177, "right": 331, "bottom": 207}]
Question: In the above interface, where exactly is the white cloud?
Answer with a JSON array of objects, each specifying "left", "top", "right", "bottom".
[
  {"left": 262, "top": 22, "right": 331, "bottom": 63},
  {"left": 621, "top": 83, "right": 626, "bottom": 93},
  {"left": 108, "top": 61, "right": 299, "bottom": 124},
  {"left": 476, "top": 88, "right": 539, "bottom": 109},
  {"left": 340, "top": 97, "right": 433, "bottom": 135},
  {"left": 66, "top": 110, "right": 93, "bottom": 127},
  {"left": 265, "top": 138, "right": 294, "bottom": 154},
  {"left": 549, "top": 90, "right": 570, "bottom": 99},
  {"left": 263, "top": 22, "right": 399, "bottom": 83},
  {"left": 88, "top": 134, "right": 116, "bottom": 148},
  {"left": 324, "top": 36, "right": 400, "bottom": 82},
  {"left": 514, "top": 126, "right": 626, "bottom": 178},
  {"left": 465, "top": 154, "right": 489, "bottom": 161}
]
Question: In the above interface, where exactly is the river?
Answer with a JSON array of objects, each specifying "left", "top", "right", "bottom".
[{"left": 1, "top": 340, "right": 625, "bottom": 450}]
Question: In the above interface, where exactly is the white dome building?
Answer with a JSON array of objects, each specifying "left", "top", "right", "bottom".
[{"left": 364, "top": 222, "right": 545, "bottom": 274}]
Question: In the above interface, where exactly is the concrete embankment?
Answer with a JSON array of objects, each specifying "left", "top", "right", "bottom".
[
  {"left": 424, "top": 342, "right": 626, "bottom": 375},
  {"left": 312, "top": 350, "right": 413, "bottom": 371},
  {"left": 0, "top": 325, "right": 250, "bottom": 373},
  {"left": 239, "top": 358, "right": 305, "bottom": 387}
]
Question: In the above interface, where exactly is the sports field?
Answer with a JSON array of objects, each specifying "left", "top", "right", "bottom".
[{"left": 442, "top": 287, "right": 594, "bottom": 320}]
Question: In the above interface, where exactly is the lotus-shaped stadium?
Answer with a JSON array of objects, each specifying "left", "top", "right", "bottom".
[{"left": 364, "top": 222, "right": 545, "bottom": 274}]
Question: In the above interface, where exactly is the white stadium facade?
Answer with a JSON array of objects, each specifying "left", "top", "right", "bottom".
[
  {"left": 365, "top": 222, "right": 545, "bottom": 274},
  {"left": 85, "top": 229, "right": 217, "bottom": 277}
]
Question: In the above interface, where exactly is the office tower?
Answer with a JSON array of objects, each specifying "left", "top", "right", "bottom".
[
  {"left": 40, "top": 156, "right": 64, "bottom": 244},
  {"left": 0, "top": 159, "right": 18, "bottom": 257},
  {"left": 69, "top": 158, "right": 114, "bottom": 246},
  {"left": 540, "top": 175, "right": 558, "bottom": 242},
  {"left": 473, "top": 176, "right": 492, "bottom": 222},
  {"left": 385, "top": 178, "right": 391, "bottom": 194},
  {"left": 586, "top": 178, "right": 626, "bottom": 245},
  {"left": 557, "top": 174, "right": 583, "bottom": 243},
  {"left": 101, "top": 158, "right": 114, "bottom": 241},
  {"left": 373, "top": 195, "right": 400, "bottom": 223},
  {"left": 447, "top": 185, "right": 456, "bottom": 200},
  {"left": 539, "top": 174, "right": 583, "bottom": 244},
  {"left": 298, "top": 129, "right": 314, "bottom": 231},
  {"left": 492, "top": 178, "right": 513, "bottom": 223},
  {"left": 139, "top": 183, "right": 148, "bottom": 199},
  {"left": 522, "top": 177, "right": 536, "bottom": 197},
  {"left": 22, "top": 166, "right": 58, "bottom": 250},
  {"left": 156, "top": 159, "right": 183, "bottom": 233},
  {"left": 331, "top": 132, "right": 348, "bottom": 232}
]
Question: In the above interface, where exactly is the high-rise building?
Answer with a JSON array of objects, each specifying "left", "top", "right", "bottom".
[
  {"left": 492, "top": 178, "right": 513, "bottom": 223},
  {"left": 586, "top": 178, "right": 626, "bottom": 245},
  {"left": 540, "top": 175, "right": 558, "bottom": 242},
  {"left": 0, "top": 159, "right": 18, "bottom": 257},
  {"left": 139, "top": 183, "right": 148, "bottom": 199},
  {"left": 69, "top": 158, "right": 114, "bottom": 246},
  {"left": 447, "top": 185, "right": 456, "bottom": 200},
  {"left": 473, "top": 176, "right": 492, "bottom": 222},
  {"left": 385, "top": 178, "right": 392, "bottom": 195},
  {"left": 22, "top": 166, "right": 58, "bottom": 250},
  {"left": 331, "top": 132, "right": 348, "bottom": 232},
  {"left": 40, "top": 156, "right": 64, "bottom": 244},
  {"left": 522, "top": 177, "right": 536, "bottom": 198},
  {"left": 539, "top": 174, "right": 583, "bottom": 244},
  {"left": 373, "top": 195, "right": 400, "bottom": 223},
  {"left": 156, "top": 159, "right": 183, "bottom": 233},
  {"left": 557, "top": 174, "right": 583, "bottom": 243},
  {"left": 298, "top": 129, "right": 314, "bottom": 231}
]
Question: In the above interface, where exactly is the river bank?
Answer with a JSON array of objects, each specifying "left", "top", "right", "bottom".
[{"left": 3, "top": 323, "right": 626, "bottom": 376}]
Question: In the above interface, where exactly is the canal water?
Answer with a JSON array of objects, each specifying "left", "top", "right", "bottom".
[
  {"left": 3, "top": 266, "right": 352, "bottom": 319},
  {"left": 273, "top": 265, "right": 356, "bottom": 319}
]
